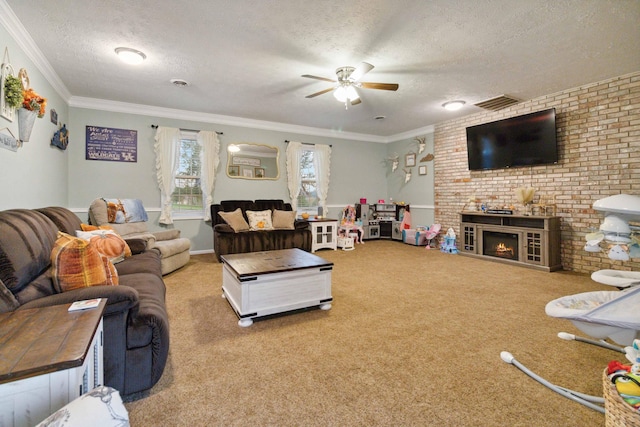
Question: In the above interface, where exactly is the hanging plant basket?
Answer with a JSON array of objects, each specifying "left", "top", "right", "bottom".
[{"left": 18, "top": 108, "right": 38, "bottom": 142}]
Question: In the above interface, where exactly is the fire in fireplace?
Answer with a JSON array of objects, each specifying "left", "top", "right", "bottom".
[{"left": 483, "top": 231, "right": 519, "bottom": 261}]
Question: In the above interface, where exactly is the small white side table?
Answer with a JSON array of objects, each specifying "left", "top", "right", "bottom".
[
  {"left": 0, "top": 300, "right": 106, "bottom": 426},
  {"left": 308, "top": 219, "right": 338, "bottom": 252}
]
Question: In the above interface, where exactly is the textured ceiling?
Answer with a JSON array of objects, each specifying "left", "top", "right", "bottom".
[{"left": 3, "top": 0, "right": 640, "bottom": 140}]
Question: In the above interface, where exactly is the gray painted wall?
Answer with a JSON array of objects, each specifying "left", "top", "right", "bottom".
[
  {"left": 386, "top": 134, "right": 436, "bottom": 228},
  {"left": 67, "top": 107, "right": 416, "bottom": 252}
]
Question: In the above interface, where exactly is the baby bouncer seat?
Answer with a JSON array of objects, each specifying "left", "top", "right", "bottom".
[{"left": 545, "top": 284, "right": 640, "bottom": 347}]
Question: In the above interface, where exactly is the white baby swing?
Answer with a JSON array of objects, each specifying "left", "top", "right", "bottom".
[{"left": 501, "top": 194, "right": 640, "bottom": 413}]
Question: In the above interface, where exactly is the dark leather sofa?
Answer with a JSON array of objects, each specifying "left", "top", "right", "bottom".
[
  {"left": 0, "top": 207, "right": 169, "bottom": 398},
  {"left": 210, "top": 199, "right": 311, "bottom": 262}
]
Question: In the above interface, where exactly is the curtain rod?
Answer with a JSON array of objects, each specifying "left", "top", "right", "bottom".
[
  {"left": 151, "top": 124, "right": 223, "bottom": 135},
  {"left": 284, "top": 140, "right": 332, "bottom": 147}
]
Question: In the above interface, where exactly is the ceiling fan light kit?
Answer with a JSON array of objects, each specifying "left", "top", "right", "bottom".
[
  {"left": 333, "top": 85, "right": 359, "bottom": 103},
  {"left": 303, "top": 62, "right": 398, "bottom": 108}
]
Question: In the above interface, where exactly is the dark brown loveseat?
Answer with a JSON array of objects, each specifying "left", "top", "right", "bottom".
[
  {"left": 0, "top": 207, "right": 169, "bottom": 398},
  {"left": 210, "top": 199, "right": 312, "bottom": 262}
]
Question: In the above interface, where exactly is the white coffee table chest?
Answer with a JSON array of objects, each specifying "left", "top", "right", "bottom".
[{"left": 221, "top": 249, "right": 333, "bottom": 327}]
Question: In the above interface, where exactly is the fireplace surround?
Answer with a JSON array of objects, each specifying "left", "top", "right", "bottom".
[{"left": 459, "top": 212, "right": 561, "bottom": 272}]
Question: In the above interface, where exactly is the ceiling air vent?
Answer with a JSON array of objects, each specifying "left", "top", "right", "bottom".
[{"left": 474, "top": 95, "right": 520, "bottom": 111}]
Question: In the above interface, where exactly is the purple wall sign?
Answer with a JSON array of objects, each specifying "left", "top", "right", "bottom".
[{"left": 86, "top": 126, "right": 137, "bottom": 162}]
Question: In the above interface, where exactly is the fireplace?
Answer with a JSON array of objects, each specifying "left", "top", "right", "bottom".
[
  {"left": 459, "top": 212, "right": 562, "bottom": 272},
  {"left": 483, "top": 231, "right": 519, "bottom": 261}
]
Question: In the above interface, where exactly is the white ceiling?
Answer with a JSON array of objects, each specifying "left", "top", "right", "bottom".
[{"left": 3, "top": 0, "right": 640, "bottom": 141}]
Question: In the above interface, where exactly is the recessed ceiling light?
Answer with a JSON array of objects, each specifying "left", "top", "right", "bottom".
[
  {"left": 114, "top": 47, "right": 146, "bottom": 65},
  {"left": 442, "top": 100, "right": 466, "bottom": 111},
  {"left": 170, "top": 79, "right": 189, "bottom": 87}
]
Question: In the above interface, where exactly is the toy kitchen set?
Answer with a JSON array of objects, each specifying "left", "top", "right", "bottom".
[{"left": 355, "top": 199, "right": 409, "bottom": 241}]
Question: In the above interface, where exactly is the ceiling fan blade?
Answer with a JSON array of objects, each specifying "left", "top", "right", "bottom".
[
  {"left": 351, "top": 98, "right": 362, "bottom": 106},
  {"left": 349, "top": 62, "right": 374, "bottom": 81},
  {"left": 305, "top": 87, "right": 335, "bottom": 98},
  {"left": 301, "top": 74, "right": 336, "bottom": 83},
  {"left": 360, "top": 82, "right": 399, "bottom": 91}
]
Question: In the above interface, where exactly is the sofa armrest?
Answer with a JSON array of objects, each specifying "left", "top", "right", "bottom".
[
  {"left": 120, "top": 232, "right": 157, "bottom": 249},
  {"left": 124, "top": 238, "right": 148, "bottom": 255},
  {"left": 18, "top": 285, "right": 139, "bottom": 316},
  {"left": 294, "top": 220, "right": 309, "bottom": 229},
  {"left": 152, "top": 229, "right": 181, "bottom": 241},
  {"left": 214, "top": 224, "right": 235, "bottom": 234}
]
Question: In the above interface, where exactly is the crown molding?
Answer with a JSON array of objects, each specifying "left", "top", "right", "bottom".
[
  {"left": 0, "top": 0, "right": 72, "bottom": 102},
  {"left": 69, "top": 96, "right": 398, "bottom": 143},
  {"left": 388, "top": 125, "right": 435, "bottom": 142}
]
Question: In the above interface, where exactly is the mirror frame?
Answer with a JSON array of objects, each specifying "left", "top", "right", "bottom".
[{"left": 226, "top": 143, "right": 280, "bottom": 180}]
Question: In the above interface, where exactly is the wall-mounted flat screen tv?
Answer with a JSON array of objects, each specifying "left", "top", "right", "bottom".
[{"left": 466, "top": 108, "right": 558, "bottom": 171}]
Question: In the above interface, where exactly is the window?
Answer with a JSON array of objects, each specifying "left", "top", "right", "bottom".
[
  {"left": 172, "top": 132, "right": 203, "bottom": 217},
  {"left": 297, "top": 147, "right": 318, "bottom": 213}
]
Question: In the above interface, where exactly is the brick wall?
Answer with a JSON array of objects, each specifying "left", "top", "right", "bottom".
[{"left": 434, "top": 72, "right": 640, "bottom": 274}]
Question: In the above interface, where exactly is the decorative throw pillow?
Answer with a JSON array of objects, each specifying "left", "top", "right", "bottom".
[
  {"left": 51, "top": 232, "right": 118, "bottom": 292},
  {"left": 35, "top": 386, "right": 129, "bottom": 427},
  {"left": 246, "top": 210, "right": 274, "bottom": 231},
  {"left": 218, "top": 208, "right": 250, "bottom": 232},
  {"left": 81, "top": 223, "right": 132, "bottom": 257},
  {"left": 272, "top": 209, "right": 296, "bottom": 230},
  {"left": 76, "top": 230, "right": 127, "bottom": 263}
]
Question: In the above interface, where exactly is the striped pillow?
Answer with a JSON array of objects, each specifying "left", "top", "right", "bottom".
[{"left": 51, "top": 232, "right": 118, "bottom": 292}]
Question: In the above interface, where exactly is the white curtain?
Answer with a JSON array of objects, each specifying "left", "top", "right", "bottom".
[
  {"left": 198, "top": 131, "right": 220, "bottom": 221},
  {"left": 286, "top": 141, "right": 303, "bottom": 211},
  {"left": 154, "top": 126, "right": 181, "bottom": 224},
  {"left": 313, "top": 144, "right": 331, "bottom": 217}
]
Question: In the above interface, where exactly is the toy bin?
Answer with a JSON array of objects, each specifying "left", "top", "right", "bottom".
[{"left": 603, "top": 368, "right": 640, "bottom": 427}]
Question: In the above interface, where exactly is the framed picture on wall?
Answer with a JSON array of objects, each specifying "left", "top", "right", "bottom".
[
  {"left": 229, "top": 166, "right": 239, "bottom": 176},
  {"left": 419, "top": 165, "right": 427, "bottom": 175},
  {"left": 405, "top": 153, "right": 416, "bottom": 167},
  {"left": 255, "top": 167, "right": 265, "bottom": 178}
]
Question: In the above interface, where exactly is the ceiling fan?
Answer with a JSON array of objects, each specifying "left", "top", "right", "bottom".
[{"left": 302, "top": 62, "right": 399, "bottom": 107}]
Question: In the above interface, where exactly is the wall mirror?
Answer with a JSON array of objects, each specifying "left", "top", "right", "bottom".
[{"left": 226, "top": 143, "right": 279, "bottom": 180}]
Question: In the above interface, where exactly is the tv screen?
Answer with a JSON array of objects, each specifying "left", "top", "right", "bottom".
[{"left": 466, "top": 108, "right": 558, "bottom": 171}]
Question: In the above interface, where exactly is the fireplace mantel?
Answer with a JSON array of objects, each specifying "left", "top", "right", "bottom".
[{"left": 458, "top": 212, "right": 562, "bottom": 272}]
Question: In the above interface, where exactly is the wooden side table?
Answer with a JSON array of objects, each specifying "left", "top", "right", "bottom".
[
  {"left": 307, "top": 218, "right": 338, "bottom": 252},
  {"left": 0, "top": 299, "right": 106, "bottom": 426}
]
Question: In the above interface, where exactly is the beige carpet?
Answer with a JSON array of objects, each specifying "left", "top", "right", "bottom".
[{"left": 124, "top": 241, "right": 619, "bottom": 426}]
